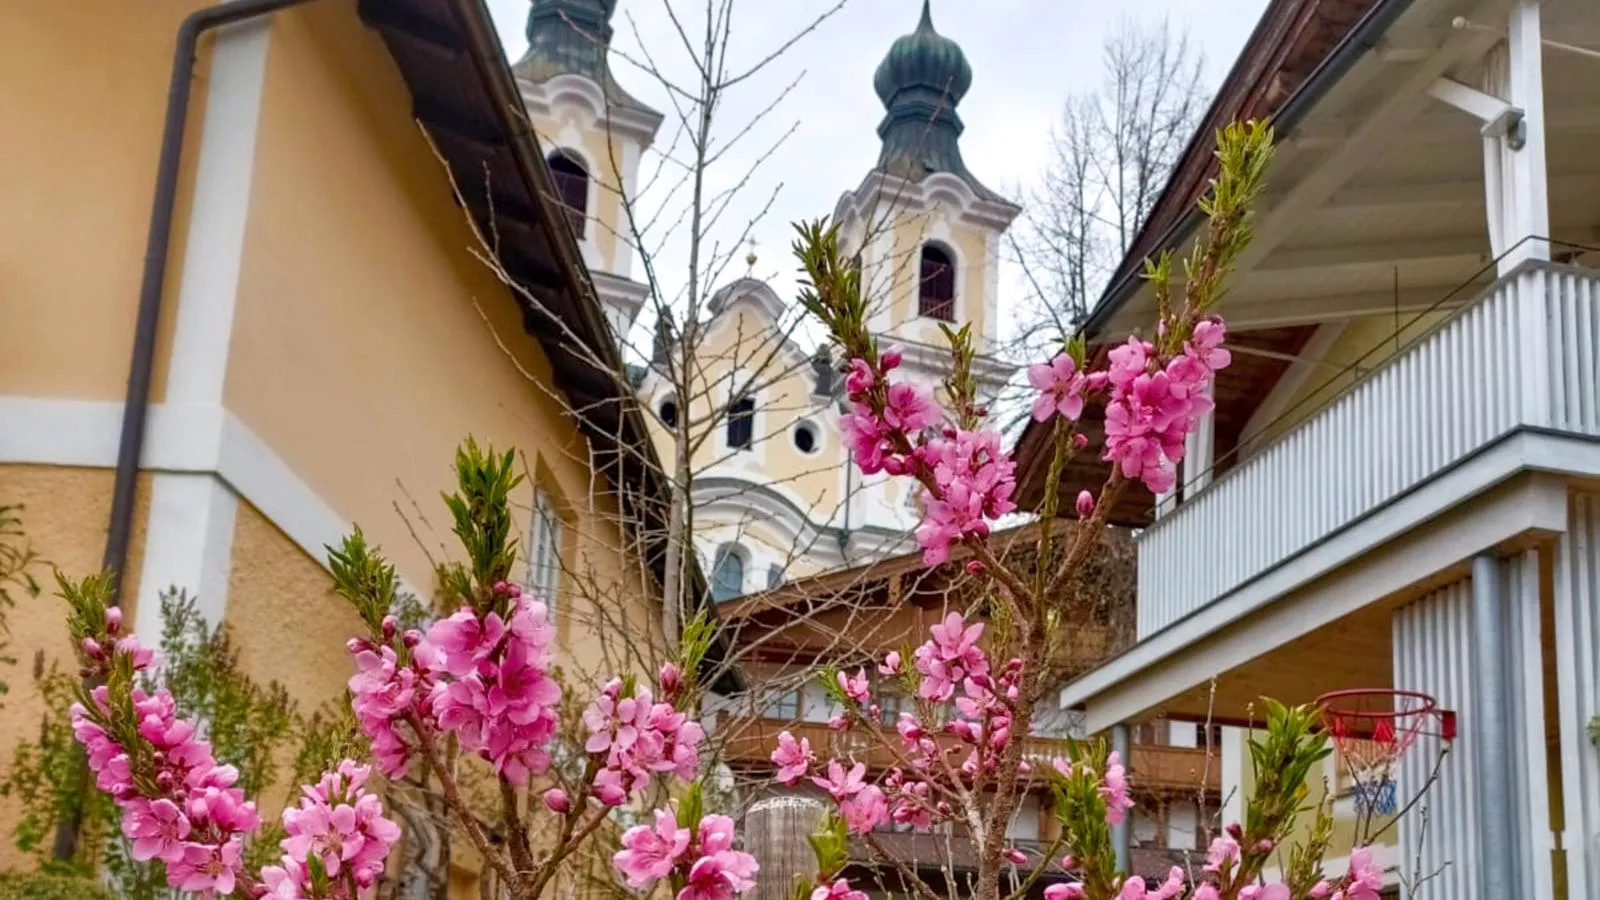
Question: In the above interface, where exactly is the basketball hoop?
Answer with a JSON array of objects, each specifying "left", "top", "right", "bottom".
[{"left": 1316, "top": 688, "right": 1456, "bottom": 816}]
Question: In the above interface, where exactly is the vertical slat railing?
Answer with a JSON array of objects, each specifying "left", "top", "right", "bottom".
[{"left": 1136, "top": 263, "right": 1600, "bottom": 638}]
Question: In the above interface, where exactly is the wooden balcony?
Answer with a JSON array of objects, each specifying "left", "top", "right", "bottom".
[
  {"left": 718, "top": 716, "right": 1220, "bottom": 795},
  {"left": 1136, "top": 262, "right": 1600, "bottom": 637}
]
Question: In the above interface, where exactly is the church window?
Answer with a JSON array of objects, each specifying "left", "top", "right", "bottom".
[
  {"left": 727, "top": 397, "right": 756, "bottom": 451},
  {"left": 546, "top": 150, "right": 589, "bottom": 238},
  {"left": 792, "top": 419, "right": 819, "bottom": 455},
  {"left": 659, "top": 394, "right": 678, "bottom": 429},
  {"left": 711, "top": 544, "right": 746, "bottom": 602},
  {"left": 918, "top": 243, "right": 956, "bottom": 320}
]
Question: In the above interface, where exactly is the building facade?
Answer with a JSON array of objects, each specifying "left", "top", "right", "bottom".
[
  {"left": 509, "top": 0, "right": 1019, "bottom": 597},
  {"left": 3, "top": 1, "right": 677, "bottom": 895},
  {"left": 1018, "top": 0, "right": 1600, "bottom": 897}
]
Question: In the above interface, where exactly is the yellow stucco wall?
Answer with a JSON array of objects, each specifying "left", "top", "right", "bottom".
[
  {"left": 0, "top": 466, "right": 156, "bottom": 871},
  {"left": 226, "top": 2, "right": 657, "bottom": 658},
  {"left": 0, "top": 0, "right": 207, "bottom": 403}
]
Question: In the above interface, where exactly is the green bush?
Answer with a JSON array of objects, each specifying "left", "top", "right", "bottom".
[{"left": 0, "top": 871, "right": 114, "bottom": 900}]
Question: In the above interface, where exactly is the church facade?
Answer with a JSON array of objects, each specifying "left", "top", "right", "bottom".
[{"left": 511, "top": 0, "right": 1019, "bottom": 599}]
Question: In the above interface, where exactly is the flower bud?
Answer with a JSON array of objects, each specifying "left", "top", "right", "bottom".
[
  {"left": 965, "top": 560, "right": 984, "bottom": 575},
  {"left": 81, "top": 638, "right": 102, "bottom": 659},
  {"left": 1226, "top": 821, "right": 1244, "bottom": 840},
  {"left": 881, "top": 346, "right": 904, "bottom": 370},
  {"left": 1059, "top": 855, "right": 1077, "bottom": 871},
  {"left": 879, "top": 651, "right": 901, "bottom": 676},
  {"left": 593, "top": 783, "right": 626, "bottom": 807},
  {"left": 1072, "top": 432, "right": 1089, "bottom": 448},
  {"left": 1003, "top": 848, "right": 1027, "bottom": 865},
  {"left": 542, "top": 788, "right": 572, "bottom": 814},
  {"left": 828, "top": 715, "right": 848, "bottom": 732},
  {"left": 346, "top": 638, "right": 366, "bottom": 654},
  {"left": 1255, "top": 838, "right": 1275, "bottom": 853},
  {"left": 402, "top": 630, "right": 422, "bottom": 648},
  {"left": 1075, "top": 490, "right": 1095, "bottom": 519},
  {"left": 381, "top": 616, "right": 397, "bottom": 639},
  {"left": 659, "top": 662, "right": 683, "bottom": 696},
  {"left": 104, "top": 607, "right": 123, "bottom": 635}
]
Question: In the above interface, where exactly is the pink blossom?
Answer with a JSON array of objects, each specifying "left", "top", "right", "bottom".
[
  {"left": 1099, "top": 751, "right": 1135, "bottom": 826},
  {"left": 914, "top": 428, "right": 1016, "bottom": 565},
  {"left": 879, "top": 650, "right": 902, "bottom": 676},
  {"left": 1239, "top": 885, "right": 1290, "bottom": 900},
  {"left": 168, "top": 837, "right": 244, "bottom": 896},
  {"left": 1203, "top": 835, "right": 1241, "bottom": 875},
  {"left": 770, "top": 731, "right": 814, "bottom": 786},
  {"left": 1192, "top": 887, "right": 1220, "bottom": 900},
  {"left": 278, "top": 760, "right": 400, "bottom": 893},
  {"left": 1028, "top": 353, "right": 1088, "bottom": 422},
  {"left": 881, "top": 346, "right": 904, "bottom": 370},
  {"left": 1189, "top": 318, "right": 1231, "bottom": 370},
  {"left": 839, "top": 784, "right": 888, "bottom": 834},
  {"left": 1075, "top": 490, "right": 1094, "bottom": 519},
  {"left": 812, "top": 879, "right": 869, "bottom": 900},
  {"left": 883, "top": 383, "right": 939, "bottom": 433},
  {"left": 1116, "top": 867, "right": 1184, "bottom": 900},
  {"left": 838, "top": 668, "right": 870, "bottom": 704},
  {"left": 912, "top": 612, "right": 989, "bottom": 702},
  {"left": 614, "top": 810, "right": 691, "bottom": 887},
  {"left": 659, "top": 662, "right": 684, "bottom": 697},
  {"left": 1044, "top": 884, "right": 1087, "bottom": 900},
  {"left": 845, "top": 358, "right": 875, "bottom": 396},
  {"left": 1002, "top": 847, "right": 1027, "bottom": 865},
  {"left": 123, "top": 798, "right": 190, "bottom": 864},
  {"left": 543, "top": 788, "right": 572, "bottom": 814},
  {"left": 812, "top": 759, "right": 867, "bottom": 799},
  {"left": 427, "top": 607, "right": 506, "bottom": 678},
  {"left": 1332, "top": 847, "right": 1383, "bottom": 900}
]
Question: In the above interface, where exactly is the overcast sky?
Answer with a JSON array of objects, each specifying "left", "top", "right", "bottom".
[{"left": 484, "top": 0, "right": 1270, "bottom": 343}]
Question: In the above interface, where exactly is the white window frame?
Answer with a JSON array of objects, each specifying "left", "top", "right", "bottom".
[{"left": 527, "top": 487, "right": 563, "bottom": 611}]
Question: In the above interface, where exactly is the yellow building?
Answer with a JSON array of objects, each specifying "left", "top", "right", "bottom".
[
  {"left": 2, "top": 0, "right": 676, "bottom": 888},
  {"left": 509, "top": 0, "right": 1019, "bottom": 600}
]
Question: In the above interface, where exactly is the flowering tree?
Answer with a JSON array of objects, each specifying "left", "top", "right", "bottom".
[
  {"left": 757, "top": 121, "right": 1397, "bottom": 900},
  {"left": 56, "top": 441, "right": 754, "bottom": 900}
]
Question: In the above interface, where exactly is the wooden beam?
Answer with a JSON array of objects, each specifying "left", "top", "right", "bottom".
[
  {"left": 1216, "top": 286, "right": 1482, "bottom": 330},
  {"left": 357, "top": 1, "right": 462, "bottom": 59},
  {"left": 1256, "top": 237, "right": 1489, "bottom": 274}
]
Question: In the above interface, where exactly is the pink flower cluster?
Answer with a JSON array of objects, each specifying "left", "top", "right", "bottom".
[
  {"left": 916, "top": 428, "right": 1017, "bottom": 565},
  {"left": 1047, "top": 867, "right": 1184, "bottom": 900},
  {"left": 425, "top": 586, "right": 563, "bottom": 784},
  {"left": 347, "top": 583, "right": 564, "bottom": 786},
  {"left": 812, "top": 760, "right": 889, "bottom": 834},
  {"left": 71, "top": 609, "right": 261, "bottom": 897},
  {"left": 582, "top": 674, "right": 704, "bottom": 805},
  {"left": 1101, "top": 318, "right": 1230, "bottom": 494},
  {"left": 613, "top": 811, "right": 759, "bottom": 900},
  {"left": 1049, "top": 749, "right": 1133, "bottom": 829},
  {"left": 812, "top": 879, "right": 869, "bottom": 900},
  {"left": 263, "top": 760, "right": 401, "bottom": 899},
  {"left": 839, "top": 349, "right": 1017, "bottom": 566},
  {"left": 772, "top": 613, "right": 1031, "bottom": 836}
]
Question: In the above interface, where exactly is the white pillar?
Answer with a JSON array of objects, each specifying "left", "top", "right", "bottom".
[
  {"left": 1499, "top": 0, "right": 1550, "bottom": 271},
  {"left": 1555, "top": 494, "right": 1600, "bottom": 900},
  {"left": 1184, "top": 378, "right": 1216, "bottom": 496}
]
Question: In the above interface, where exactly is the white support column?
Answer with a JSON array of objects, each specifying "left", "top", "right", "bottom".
[
  {"left": 1555, "top": 494, "right": 1600, "bottom": 900},
  {"left": 1183, "top": 382, "right": 1215, "bottom": 496},
  {"left": 132, "top": 18, "right": 271, "bottom": 640},
  {"left": 1501, "top": 0, "right": 1550, "bottom": 270}
]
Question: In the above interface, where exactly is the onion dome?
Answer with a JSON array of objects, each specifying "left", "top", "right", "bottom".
[
  {"left": 870, "top": 1, "right": 1005, "bottom": 203},
  {"left": 512, "top": 0, "right": 655, "bottom": 115}
]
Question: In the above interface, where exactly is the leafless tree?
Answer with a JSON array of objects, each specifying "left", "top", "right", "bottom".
[{"left": 1010, "top": 16, "right": 1208, "bottom": 347}]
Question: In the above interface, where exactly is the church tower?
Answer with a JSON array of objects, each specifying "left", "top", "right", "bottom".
[
  {"left": 833, "top": 0, "right": 1019, "bottom": 402},
  {"left": 512, "top": 0, "right": 662, "bottom": 339}
]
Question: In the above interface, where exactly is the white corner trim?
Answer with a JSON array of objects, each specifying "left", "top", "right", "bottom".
[
  {"left": 0, "top": 397, "right": 427, "bottom": 602},
  {"left": 133, "top": 473, "right": 238, "bottom": 641},
  {"left": 166, "top": 18, "right": 271, "bottom": 407}
]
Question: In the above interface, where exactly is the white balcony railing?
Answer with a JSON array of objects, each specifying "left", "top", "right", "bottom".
[{"left": 1136, "top": 262, "right": 1600, "bottom": 638}]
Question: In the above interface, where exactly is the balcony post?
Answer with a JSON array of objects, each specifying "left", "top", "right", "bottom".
[
  {"left": 1183, "top": 376, "right": 1216, "bottom": 496},
  {"left": 1470, "top": 554, "right": 1515, "bottom": 900},
  {"left": 1111, "top": 723, "right": 1131, "bottom": 873},
  {"left": 1495, "top": 0, "right": 1550, "bottom": 271}
]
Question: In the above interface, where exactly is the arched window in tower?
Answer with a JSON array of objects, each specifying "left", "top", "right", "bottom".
[
  {"left": 711, "top": 544, "right": 745, "bottom": 602},
  {"left": 545, "top": 150, "right": 589, "bottom": 238},
  {"left": 918, "top": 243, "right": 956, "bottom": 320},
  {"left": 726, "top": 396, "right": 756, "bottom": 451}
]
